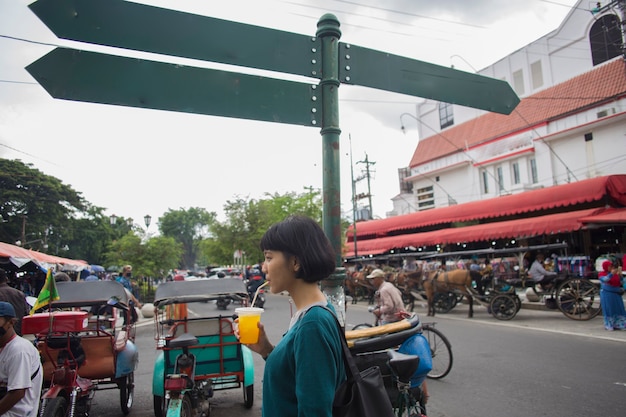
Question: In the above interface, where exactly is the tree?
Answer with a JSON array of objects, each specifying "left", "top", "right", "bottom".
[
  {"left": 158, "top": 207, "right": 217, "bottom": 270},
  {"left": 104, "top": 233, "right": 182, "bottom": 279},
  {"left": 0, "top": 158, "right": 115, "bottom": 262},
  {"left": 204, "top": 190, "right": 323, "bottom": 265}
]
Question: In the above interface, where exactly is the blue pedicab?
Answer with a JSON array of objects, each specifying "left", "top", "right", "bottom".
[
  {"left": 22, "top": 280, "right": 138, "bottom": 416},
  {"left": 152, "top": 278, "right": 254, "bottom": 417}
]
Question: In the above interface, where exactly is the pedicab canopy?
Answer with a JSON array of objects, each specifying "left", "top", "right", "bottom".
[
  {"left": 154, "top": 278, "right": 248, "bottom": 307},
  {"left": 51, "top": 280, "right": 130, "bottom": 309}
]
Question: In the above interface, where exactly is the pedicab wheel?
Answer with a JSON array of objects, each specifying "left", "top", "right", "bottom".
[
  {"left": 433, "top": 292, "right": 456, "bottom": 314},
  {"left": 153, "top": 395, "right": 165, "bottom": 417},
  {"left": 556, "top": 278, "right": 601, "bottom": 321},
  {"left": 119, "top": 372, "right": 134, "bottom": 415},
  {"left": 490, "top": 294, "right": 518, "bottom": 321},
  {"left": 41, "top": 397, "right": 67, "bottom": 417},
  {"left": 422, "top": 325, "right": 453, "bottom": 380},
  {"left": 244, "top": 384, "right": 254, "bottom": 408}
]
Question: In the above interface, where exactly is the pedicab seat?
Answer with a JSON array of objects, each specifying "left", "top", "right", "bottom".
[{"left": 168, "top": 333, "right": 199, "bottom": 349}]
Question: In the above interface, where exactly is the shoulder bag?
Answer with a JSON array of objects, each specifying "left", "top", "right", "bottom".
[{"left": 317, "top": 306, "right": 395, "bottom": 417}]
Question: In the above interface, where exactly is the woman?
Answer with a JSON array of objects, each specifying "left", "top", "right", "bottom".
[
  {"left": 243, "top": 215, "right": 346, "bottom": 417},
  {"left": 598, "top": 260, "right": 626, "bottom": 331}
]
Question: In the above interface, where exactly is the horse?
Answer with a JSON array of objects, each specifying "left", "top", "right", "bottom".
[
  {"left": 422, "top": 269, "right": 476, "bottom": 318},
  {"left": 344, "top": 267, "right": 376, "bottom": 304},
  {"left": 389, "top": 268, "right": 424, "bottom": 312}
]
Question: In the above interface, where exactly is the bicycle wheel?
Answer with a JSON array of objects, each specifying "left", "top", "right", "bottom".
[
  {"left": 351, "top": 323, "right": 373, "bottom": 330},
  {"left": 422, "top": 325, "right": 453, "bottom": 380}
]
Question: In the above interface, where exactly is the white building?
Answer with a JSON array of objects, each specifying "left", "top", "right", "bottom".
[{"left": 391, "top": 0, "right": 626, "bottom": 217}]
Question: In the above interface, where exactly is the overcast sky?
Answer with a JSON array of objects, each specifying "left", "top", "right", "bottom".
[{"left": 0, "top": 0, "right": 578, "bottom": 232}]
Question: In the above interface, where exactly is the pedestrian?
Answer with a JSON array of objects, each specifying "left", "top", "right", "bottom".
[
  {"left": 240, "top": 215, "right": 345, "bottom": 417},
  {"left": 0, "top": 269, "right": 29, "bottom": 336},
  {"left": 0, "top": 301, "right": 43, "bottom": 416},
  {"left": 366, "top": 268, "right": 407, "bottom": 324},
  {"left": 53, "top": 272, "right": 71, "bottom": 282},
  {"left": 598, "top": 260, "right": 626, "bottom": 331}
]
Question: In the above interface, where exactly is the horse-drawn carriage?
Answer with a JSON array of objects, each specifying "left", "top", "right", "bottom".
[
  {"left": 412, "top": 243, "right": 601, "bottom": 321},
  {"left": 349, "top": 243, "right": 601, "bottom": 322}
]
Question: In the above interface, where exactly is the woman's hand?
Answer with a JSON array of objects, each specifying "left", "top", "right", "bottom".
[{"left": 235, "top": 319, "right": 273, "bottom": 359}]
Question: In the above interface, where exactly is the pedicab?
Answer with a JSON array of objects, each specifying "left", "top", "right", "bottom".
[
  {"left": 22, "top": 280, "right": 138, "bottom": 416},
  {"left": 152, "top": 278, "right": 254, "bottom": 417}
]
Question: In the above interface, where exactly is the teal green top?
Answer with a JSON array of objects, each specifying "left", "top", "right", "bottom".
[{"left": 262, "top": 304, "right": 346, "bottom": 417}]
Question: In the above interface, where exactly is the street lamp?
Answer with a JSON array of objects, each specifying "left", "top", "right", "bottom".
[
  {"left": 144, "top": 214, "right": 152, "bottom": 230},
  {"left": 400, "top": 112, "right": 419, "bottom": 136},
  {"left": 110, "top": 214, "right": 117, "bottom": 225}
]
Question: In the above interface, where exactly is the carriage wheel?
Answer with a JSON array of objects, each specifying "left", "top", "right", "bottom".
[
  {"left": 490, "top": 294, "right": 518, "bottom": 320},
  {"left": 556, "top": 278, "right": 601, "bottom": 321},
  {"left": 153, "top": 395, "right": 165, "bottom": 417},
  {"left": 119, "top": 372, "right": 134, "bottom": 415},
  {"left": 513, "top": 294, "right": 522, "bottom": 312},
  {"left": 243, "top": 384, "right": 254, "bottom": 408},
  {"left": 433, "top": 292, "right": 456, "bottom": 314}
]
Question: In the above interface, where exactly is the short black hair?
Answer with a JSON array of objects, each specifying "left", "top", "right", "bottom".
[
  {"left": 260, "top": 215, "right": 336, "bottom": 283},
  {"left": 0, "top": 269, "right": 7, "bottom": 283}
]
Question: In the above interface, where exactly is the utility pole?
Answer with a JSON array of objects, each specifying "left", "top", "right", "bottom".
[{"left": 355, "top": 154, "right": 376, "bottom": 220}]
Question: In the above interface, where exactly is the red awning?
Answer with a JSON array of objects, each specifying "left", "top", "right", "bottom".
[
  {"left": 578, "top": 207, "right": 626, "bottom": 224},
  {"left": 347, "top": 175, "right": 626, "bottom": 241},
  {"left": 344, "top": 208, "right": 602, "bottom": 258},
  {"left": 0, "top": 241, "right": 88, "bottom": 270}
]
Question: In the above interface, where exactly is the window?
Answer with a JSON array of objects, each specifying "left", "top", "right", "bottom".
[
  {"left": 513, "top": 69, "right": 525, "bottom": 96},
  {"left": 512, "top": 162, "right": 520, "bottom": 184},
  {"left": 584, "top": 132, "right": 593, "bottom": 142},
  {"left": 590, "top": 14, "right": 623, "bottom": 66},
  {"left": 531, "top": 61, "right": 543, "bottom": 90},
  {"left": 497, "top": 166, "right": 504, "bottom": 192},
  {"left": 530, "top": 158, "right": 538, "bottom": 184},
  {"left": 416, "top": 185, "right": 434, "bottom": 210},
  {"left": 439, "top": 102, "right": 454, "bottom": 129},
  {"left": 482, "top": 170, "right": 489, "bottom": 194}
]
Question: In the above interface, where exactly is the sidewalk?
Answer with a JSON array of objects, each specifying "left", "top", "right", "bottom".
[{"left": 403, "top": 291, "right": 626, "bottom": 343}]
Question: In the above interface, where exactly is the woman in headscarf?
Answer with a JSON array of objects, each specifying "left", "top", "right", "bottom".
[{"left": 598, "top": 259, "right": 626, "bottom": 331}]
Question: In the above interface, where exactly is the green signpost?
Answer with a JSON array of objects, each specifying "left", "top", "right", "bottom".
[{"left": 26, "top": 0, "right": 520, "bottom": 320}]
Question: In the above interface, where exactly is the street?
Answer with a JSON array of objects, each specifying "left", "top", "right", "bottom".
[{"left": 87, "top": 292, "right": 625, "bottom": 417}]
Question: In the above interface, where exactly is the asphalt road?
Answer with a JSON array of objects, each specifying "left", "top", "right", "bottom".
[{"left": 79, "top": 292, "right": 626, "bottom": 417}]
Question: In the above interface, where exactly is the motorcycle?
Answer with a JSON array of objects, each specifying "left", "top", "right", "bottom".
[
  {"left": 216, "top": 297, "right": 231, "bottom": 310},
  {"left": 246, "top": 278, "right": 266, "bottom": 308}
]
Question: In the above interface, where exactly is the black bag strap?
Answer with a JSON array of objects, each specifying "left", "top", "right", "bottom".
[{"left": 309, "top": 306, "right": 362, "bottom": 382}]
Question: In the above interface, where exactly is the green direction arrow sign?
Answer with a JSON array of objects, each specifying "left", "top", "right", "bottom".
[
  {"left": 29, "top": 0, "right": 321, "bottom": 80},
  {"left": 26, "top": 48, "right": 319, "bottom": 127},
  {"left": 339, "top": 44, "right": 519, "bottom": 115}
]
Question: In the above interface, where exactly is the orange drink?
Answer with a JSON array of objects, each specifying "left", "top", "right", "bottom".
[{"left": 235, "top": 307, "right": 264, "bottom": 344}]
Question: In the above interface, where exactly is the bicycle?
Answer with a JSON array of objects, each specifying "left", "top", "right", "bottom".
[
  {"left": 387, "top": 350, "right": 427, "bottom": 417},
  {"left": 352, "top": 309, "right": 453, "bottom": 380},
  {"left": 346, "top": 316, "right": 428, "bottom": 416}
]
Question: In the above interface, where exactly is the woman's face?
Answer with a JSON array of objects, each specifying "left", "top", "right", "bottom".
[{"left": 262, "top": 250, "right": 297, "bottom": 294}]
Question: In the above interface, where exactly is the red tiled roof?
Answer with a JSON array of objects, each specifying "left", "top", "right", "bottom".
[{"left": 409, "top": 59, "right": 626, "bottom": 167}]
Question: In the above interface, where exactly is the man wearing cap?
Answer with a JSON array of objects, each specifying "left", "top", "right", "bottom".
[
  {"left": 366, "top": 268, "right": 406, "bottom": 324},
  {"left": 0, "top": 301, "right": 42, "bottom": 416}
]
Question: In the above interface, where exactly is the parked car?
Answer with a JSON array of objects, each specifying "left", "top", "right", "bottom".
[{"left": 207, "top": 267, "right": 242, "bottom": 279}]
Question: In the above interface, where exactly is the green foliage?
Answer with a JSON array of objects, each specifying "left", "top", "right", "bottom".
[
  {"left": 203, "top": 190, "right": 323, "bottom": 265},
  {"left": 0, "top": 158, "right": 113, "bottom": 263},
  {"left": 105, "top": 233, "right": 182, "bottom": 278},
  {"left": 158, "top": 207, "right": 217, "bottom": 270}
]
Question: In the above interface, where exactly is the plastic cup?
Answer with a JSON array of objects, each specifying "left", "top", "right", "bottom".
[{"left": 235, "top": 307, "right": 264, "bottom": 344}]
